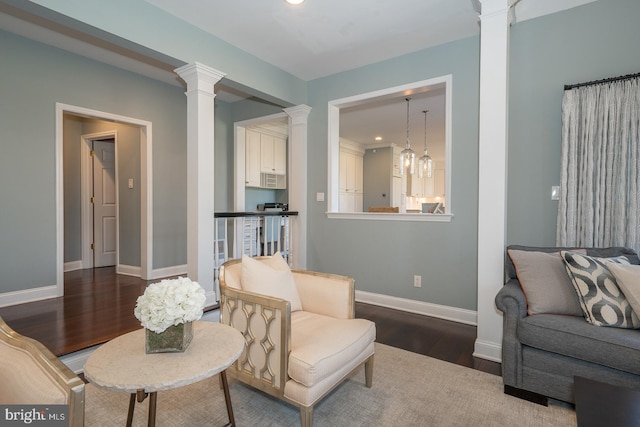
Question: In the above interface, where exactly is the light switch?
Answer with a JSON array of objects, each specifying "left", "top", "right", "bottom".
[
  {"left": 551, "top": 186, "right": 560, "bottom": 200},
  {"left": 128, "top": 178, "right": 134, "bottom": 189},
  {"left": 316, "top": 192, "right": 325, "bottom": 202}
]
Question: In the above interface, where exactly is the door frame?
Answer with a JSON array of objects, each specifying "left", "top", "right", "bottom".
[
  {"left": 56, "top": 103, "right": 153, "bottom": 297},
  {"left": 81, "top": 131, "right": 118, "bottom": 269}
]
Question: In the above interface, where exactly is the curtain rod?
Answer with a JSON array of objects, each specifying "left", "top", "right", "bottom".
[{"left": 564, "top": 72, "right": 640, "bottom": 91}]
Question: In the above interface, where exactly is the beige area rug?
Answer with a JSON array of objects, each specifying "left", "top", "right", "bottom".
[{"left": 85, "top": 343, "right": 576, "bottom": 426}]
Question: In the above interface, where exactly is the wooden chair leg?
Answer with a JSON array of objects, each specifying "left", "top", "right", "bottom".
[
  {"left": 300, "top": 405, "right": 313, "bottom": 427},
  {"left": 365, "top": 356, "right": 374, "bottom": 388}
]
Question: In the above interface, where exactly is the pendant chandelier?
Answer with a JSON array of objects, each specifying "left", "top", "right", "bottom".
[
  {"left": 399, "top": 98, "right": 415, "bottom": 176},
  {"left": 418, "top": 110, "right": 433, "bottom": 179}
]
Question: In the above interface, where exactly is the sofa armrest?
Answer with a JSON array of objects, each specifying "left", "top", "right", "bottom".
[
  {"left": 495, "top": 279, "right": 528, "bottom": 319},
  {"left": 495, "top": 279, "right": 528, "bottom": 387},
  {"left": 292, "top": 270, "right": 355, "bottom": 319},
  {"left": 219, "top": 286, "right": 290, "bottom": 397}
]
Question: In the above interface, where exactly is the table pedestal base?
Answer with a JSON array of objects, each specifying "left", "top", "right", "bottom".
[{"left": 126, "top": 371, "right": 235, "bottom": 427}]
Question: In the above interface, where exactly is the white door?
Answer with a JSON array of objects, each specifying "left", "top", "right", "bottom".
[{"left": 93, "top": 140, "right": 117, "bottom": 267}]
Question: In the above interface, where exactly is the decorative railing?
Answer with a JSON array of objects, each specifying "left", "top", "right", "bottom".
[{"left": 213, "top": 211, "right": 298, "bottom": 299}]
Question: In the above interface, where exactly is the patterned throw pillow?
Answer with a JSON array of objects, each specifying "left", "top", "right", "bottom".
[{"left": 561, "top": 251, "right": 640, "bottom": 328}]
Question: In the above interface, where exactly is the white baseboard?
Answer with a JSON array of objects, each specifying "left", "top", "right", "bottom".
[
  {"left": 151, "top": 264, "right": 188, "bottom": 280},
  {"left": 60, "top": 309, "right": 221, "bottom": 373},
  {"left": 356, "top": 290, "right": 478, "bottom": 326},
  {"left": 473, "top": 339, "right": 502, "bottom": 363},
  {"left": 117, "top": 264, "right": 141, "bottom": 277},
  {"left": 64, "top": 260, "right": 83, "bottom": 272},
  {"left": 0, "top": 285, "right": 58, "bottom": 308}
]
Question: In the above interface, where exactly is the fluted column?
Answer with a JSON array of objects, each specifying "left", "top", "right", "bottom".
[{"left": 175, "top": 62, "right": 225, "bottom": 304}]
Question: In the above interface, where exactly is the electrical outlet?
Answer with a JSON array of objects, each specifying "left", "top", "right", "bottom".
[{"left": 413, "top": 275, "right": 422, "bottom": 288}]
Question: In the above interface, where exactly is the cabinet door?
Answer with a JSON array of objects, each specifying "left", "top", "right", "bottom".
[
  {"left": 354, "top": 193, "right": 363, "bottom": 212},
  {"left": 339, "top": 151, "right": 352, "bottom": 192},
  {"left": 434, "top": 169, "right": 445, "bottom": 196},
  {"left": 423, "top": 175, "right": 435, "bottom": 197},
  {"left": 273, "top": 137, "right": 286, "bottom": 175},
  {"left": 245, "top": 130, "right": 261, "bottom": 187},
  {"left": 408, "top": 174, "right": 424, "bottom": 197},
  {"left": 260, "top": 133, "right": 275, "bottom": 173},
  {"left": 339, "top": 192, "right": 354, "bottom": 212},
  {"left": 354, "top": 154, "right": 363, "bottom": 193}
]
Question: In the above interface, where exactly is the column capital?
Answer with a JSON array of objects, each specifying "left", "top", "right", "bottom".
[
  {"left": 284, "top": 104, "right": 312, "bottom": 124},
  {"left": 478, "top": 0, "right": 520, "bottom": 19},
  {"left": 175, "top": 62, "right": 226, "bottom": 94}
]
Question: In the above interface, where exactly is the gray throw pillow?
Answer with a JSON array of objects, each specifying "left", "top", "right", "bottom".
[
  {"left": 561, "top": 251, "right": 640, "bottom": 329},
  {"left": 507, "top": 249, "right": 584, "bottom": 316}
]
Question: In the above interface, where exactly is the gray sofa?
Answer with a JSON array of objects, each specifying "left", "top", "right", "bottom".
[{"left": 495, "top": 245, "right": 640, "bottom": 404}]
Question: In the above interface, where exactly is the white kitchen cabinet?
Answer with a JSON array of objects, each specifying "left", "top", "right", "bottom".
[
  {"left": 245, "top": 130, "right": 262, "bottom": 187},
  {"left": 339, "top": 148, "right": 364, "bottom": 212},
  {"left": 408, "top": 173, "right": 424, "bottom": 197},
  {"left": 246, "top": 129, "right": 287, "bottom": 189},
  {"left": 434, "top": 168, "right": 445, "bottom": 197},
  {"left": 260, "top": 133, "right": 286, "bottom": 175}
]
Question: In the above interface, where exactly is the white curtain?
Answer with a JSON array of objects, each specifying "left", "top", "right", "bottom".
[{"left": 557, "top": 78, "right": 640, "bottom": 252}]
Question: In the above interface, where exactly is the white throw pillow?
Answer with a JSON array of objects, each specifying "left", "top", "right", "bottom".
[
  {"left": 240, "top": 253, "right": 303, "bottom": 311},
  {"left": 608, "top": 263, "right": 640, "bottom": 320}
]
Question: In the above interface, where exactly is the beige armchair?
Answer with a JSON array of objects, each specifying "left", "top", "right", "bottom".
[
  {"left": 0, "top": 316, "right": 85, "bottom": 426},
  {"left": 219, "top": 257, "right": 375, "bottom": 427}
]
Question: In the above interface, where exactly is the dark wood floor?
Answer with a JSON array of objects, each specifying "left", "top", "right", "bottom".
[{"left": 0, "top": 267, "right": 501, "bottom": 376}]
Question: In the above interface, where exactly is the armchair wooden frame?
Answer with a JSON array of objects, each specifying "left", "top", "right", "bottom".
[{"left": 0, "top": 316, "right": 85, "bottom": 426}]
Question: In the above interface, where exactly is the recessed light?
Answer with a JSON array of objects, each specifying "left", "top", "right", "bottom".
[
  {"left": 375, "top": 136, "right": 382, "bottom": 141},
  {"left": 285, "top": 0, "right": 304, "bottom": 4}
]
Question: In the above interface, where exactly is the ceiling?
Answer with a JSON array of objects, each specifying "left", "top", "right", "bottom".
[
  {"left": 0, "top": 0, "right": 597, "bottom": 155},
  {"left": 144, "top": 0, "right": 597, "bottom": 82}
]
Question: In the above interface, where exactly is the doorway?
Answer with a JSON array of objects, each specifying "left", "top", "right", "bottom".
[{"left": 56, "top": 103, "right": 153, "bottom": 297}]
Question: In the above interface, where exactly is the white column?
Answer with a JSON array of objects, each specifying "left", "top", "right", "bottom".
[
  {"left": 175, "top": 62, "right": 225, "bottom": 305},
  {"left": 284, "top": 105, "right": 312, "bottom": 269},
  {"left": 475, "top": 0, "right": 516, "bottom": 362}
]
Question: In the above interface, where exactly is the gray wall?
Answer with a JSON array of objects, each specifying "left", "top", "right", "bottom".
[
  {"left": 507, "top": 0, "right": 640, "bottom": 246},
  {"left": 0, "top": 30, "right": 187, "bottom": 292},
  {"left": 306, "top": 36, "right": 480, "bottom": 310},
  {"left": 363, "top": 147, "right": 392, "bottom": 211}
]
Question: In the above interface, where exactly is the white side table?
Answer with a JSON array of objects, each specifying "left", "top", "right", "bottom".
[{"left": 84, "top": 321, "right": 244, "bottom": 427}]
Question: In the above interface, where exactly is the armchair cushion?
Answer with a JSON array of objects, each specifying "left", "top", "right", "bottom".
[
  {"left": 241, "top": 253, "right": 303, "bottom": 311},
  {"left": 288, "top": 311, "right": 376, "bottom": 387}
]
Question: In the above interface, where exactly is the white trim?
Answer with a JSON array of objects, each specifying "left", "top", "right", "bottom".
[
  {"left": 151, "top": 264, "right": 188, "bottom": 280},
  {"left": 56, "top": 103, "right": 153, "bottom": 296},
  {"left": 116, "top": 264, "right": 141, "bottom": 277},
  {"left": 356, "top": 290, "right": 477, "bottom": 326},
  {"left": 327, "top": 212, "right": 453, "bottom": 222},
  {"left": 233, "top": 112, "right": 289, "bottom": 211},
  {"left": 60, "top": 345, "right": 102, "bottom": 374},
  {"left": 327, "top": 75, "right": 453, "bottom": 218},
  {"left": 64, "top": 260, "right": 83, "bottom": 272},
  {"left": 0, "top": 286, "right": 58, "bottom": 308},
  {"left": 473, "top": 339, "right": 503, "bottom": 363}
]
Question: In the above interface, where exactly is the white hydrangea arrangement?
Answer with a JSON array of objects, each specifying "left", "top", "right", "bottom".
[{"left": 134, "top": 277, "right": 206, "bottom": 333}]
